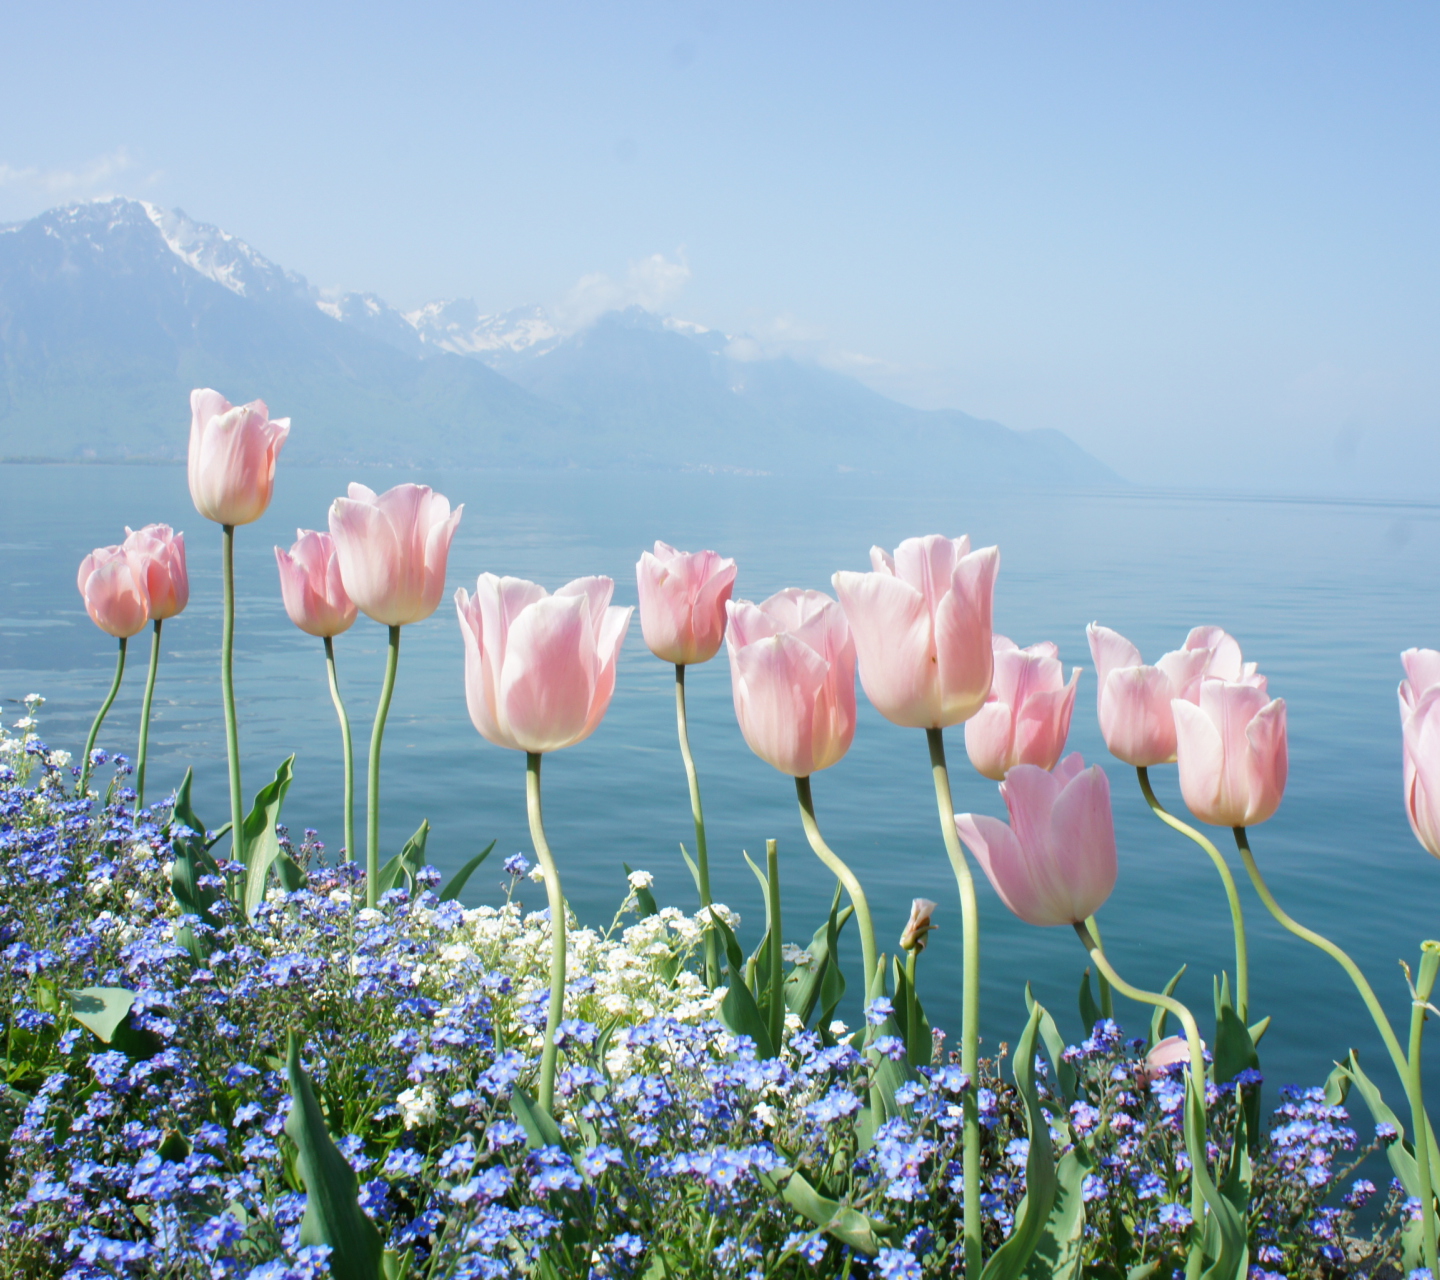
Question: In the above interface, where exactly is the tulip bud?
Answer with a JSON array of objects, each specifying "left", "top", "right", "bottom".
[
  {"left": 1142, "top": 1034, "right": 1204, "bottom": 1085},
  {"left": 1172, "top": 682, "right": 1288, "bottom": 827},
  {"left": 187, "top": 389, "right": 290, "bottom": 526},
  {"left": 77, "top": 545, "right": 150, "bottom": 638},
  {"left": 636, "top": 541, "right": 737, "bottom": 665},
  {"left": 122, "top": 524, "right": 188, "bottom": 621},
  {"left": 725, "top": 589, "right": 856, "bottom": 777},
  {"left": 964, "top": 636, "right": 1080, "bottom": 780},
  {"left": 276, "top": 530, "right": 357, "bottom": 638},
  {"left": 899, "top": 898, "right": 937, "bottom": 953},
  {"left": 833, "top": 534, "right": 999, "bottom": 730}
]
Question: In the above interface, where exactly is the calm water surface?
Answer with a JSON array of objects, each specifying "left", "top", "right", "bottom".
[{"left": 4, "top": 462, "right": 1440, "bottom": 1101}]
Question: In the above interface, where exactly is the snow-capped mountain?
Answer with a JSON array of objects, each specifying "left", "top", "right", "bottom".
[{"left": 0, "top": 197, "right": 1120, "bottom": 484}]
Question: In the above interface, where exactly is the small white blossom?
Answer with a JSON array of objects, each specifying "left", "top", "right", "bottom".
[
  {"left": 829, "top": 1019, "right": 849, "bottom": 1038},
  {"left": 527, "top": 865, "right": 547, "bottom": 883},
  {"left": 781, "top": 944, "right": 812, "bottom": 966},
  {"left": 396, "top": 1085, "right": 438, "bottom": 1129},
  {"left": 627, "top": 869, "right": 654, "bottom": 890}
]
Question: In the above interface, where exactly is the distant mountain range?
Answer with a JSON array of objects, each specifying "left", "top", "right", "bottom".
[{"left": 0, "top": 198, "right": 1120, "bottom": 484}]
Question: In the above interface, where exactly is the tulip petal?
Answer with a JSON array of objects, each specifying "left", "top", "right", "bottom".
[
  {"left": 964, "top": 701, "right": 1015, "bottom": 781},
  {"left": 456, "top": 588, "right": 520, "bottom": 751},
  {"left": 832, "top": 570, "right": 939, "bottom": 729},
  {"left": 498, "top": 594, "right": 597, "bottom": 753},
  {"left": 1172, "top": 697, "right": 1228, "bottom": 824},
  {"left": 1011, "top": 671, "right": 1079, "bottom": 772},
  {"left": 933, "top": 544, "right": 998, "bottom": 726},
  {"left": 731, "top": 632, "right": 828, "bottom": 776},
  {"left": 1047, "top": 765, "right": 1118, "bottom": 921},
  {"left": 1242, "top": 698, "right": 1288, "bottom": 825},
  {"left": 1086, "top": 623, "right": 1142, "bottom": 692}
]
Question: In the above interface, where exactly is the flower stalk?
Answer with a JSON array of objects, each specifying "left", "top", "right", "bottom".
[
  {"left": 676, "top": 663, "right": 720, "bottom": 987},
  {"left": 134, "top": 620, "right": 163, "bottom": 810},
  {"left": 925, "top": 726, "right": 983, "bottom": 1276},
  {"left": 765, "top": 838, "right": 785, "bottom": 1054},
  {"left": 365, "top": 624, "right": 401, "bottom": 908},
  {"left": 527, "top": 752, "right": 566, "bottom": 1117},
  {"left": 1140, "top": 767, "right": 1249, "bottom": 1019},
  {"left": 220, "top": 525, "right": 245, "bottom": 860},
  {"left": 324, "top": 636, "right": 356, "bottom": 861},
  {"left": 1406, "top": 943, "right": 1440, "bottom": 1275},
  {"left": 80, "top": 637, "right": 127, "bottom": 797}
]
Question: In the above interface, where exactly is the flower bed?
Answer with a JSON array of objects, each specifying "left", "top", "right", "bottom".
[{"left": 0, "top": 712, "right": 1418, "bottom": 1279}]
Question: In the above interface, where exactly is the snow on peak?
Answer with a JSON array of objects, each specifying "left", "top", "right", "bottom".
[
  {"left": 140, "top": 201, "right": 303, "bottom": 299},
  {"left": 404, "top": 301, "right": 560, "bottom": 358}
]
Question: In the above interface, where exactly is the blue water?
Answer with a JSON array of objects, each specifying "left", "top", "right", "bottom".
[{"left": 5, "top": 462, "right": 1440, "bottom": 1105}]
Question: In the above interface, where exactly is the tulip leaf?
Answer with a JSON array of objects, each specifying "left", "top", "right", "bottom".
[
  {"left": 892, "top": 956, "right": 934, "bottom": 1069},
  {"left": 1026, "top": 983, "right": 1077, "bottom": 1105},
  {"left": 979, "top": 1000, "right": 1057, "bottom": 1280},
  {"left": 1078, "top": 968, "right": 1102, "bottom": 1035},
  {"left": 777, "top": 1167, "right": 889, "bottom": 1257},
  {"left": 678, "top": 843, "right": 703, "bottom": 898},
  {"left": 167, "top": 770, "right": 223, "bottom": 960},
  {"left": 276, "top": 852, "right": 307, "bottom": 892},
  {"left": 1322, "top": 1059, "right": 1351, "bottom": 1107},
  {"left": 1183, "top": 1073, "right": 1246, "bottom": 1280},
  {"left": 1212, "top": 973, "right": 1261, "bottom": 1142},
  {"left": 784, "top": 883, "right": 851, "bottom": 1028},
  {"left": 1148, "top": 964, "right": 1187, "bottom": 1046},
  {"left": 240, "top": 756, "right": 296, "bottom": 917},
  {"left": 439, "top": 840, "right": 497, "bottom": 903},
  {"left": 1125, "top": 1263, "right": 1162, "bottom": 1280},
  {"left": 510, "top": 1085, "right": 569, "bottom": 1153},
  {"left": 1247, "top": 1015, "right": 1272, "bottom": 1046},
  {"left": 621, "top": 862, "right": 659, "bottom": 918},
  {"left": 68, "top": 986, "right": 136, "bottom": 1043},
  {"left": 707, "top": 907, "right": 775, "bottom": 1058},
  {"left": 284, "top": 1031, "right": 382, "bottom": 1280},
  {"left": 705, "top": 905, "right": 747, "bottom": 975},
  {"left": 1024, "top": 1140, "right": 1094, "bottom": 1280},
  {"left": 375, "top": 819, "right": 430, "bottom": 898}
]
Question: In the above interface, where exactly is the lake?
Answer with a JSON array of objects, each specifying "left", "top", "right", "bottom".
[{"left": 5, "top": 460, "right": 1439, "bottom": 1103}]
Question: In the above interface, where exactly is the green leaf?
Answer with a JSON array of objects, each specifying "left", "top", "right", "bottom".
[
  {"left": 1148, "top": 964, "right": 1187, "bottom": 1046},
  {"left": 240, "top": 756, "right": 296, "bottom": 916},
  {"left": 980, "top": 1001, "right": 1058, "bottom": 1280},
  {"left": 777, "top": 1167, "right": 889, "bottom": 1256},
  {"left": 1212, "top": 973, "right": 1261, "bottom": 1142},
  {"left": 706, "top": 907, "right": 775, "bottom": 1057},
  {"left": 284, "top": 1031, "right": 382, "bottom": 1280},
  {"left": 1078, "top": 968, "right": 1102, "bottom": 1033},
  {"left": 68, "top": 987, "right": 136, "bottom": 1043},
  {"left": 1247, "top": 1015, "right": 1271, "bottom": 1046},
  {"left": 1026, "top": 983, "right": 1077, "bottom": 1105},
  {"left": 1125, "top": 1263, "right": 1162, "bottom": 1280},
  {"left": 510, "top": 1085, "right": 568, "bottom": 1152},
  {"left": 1322, "top": 1060, "right": 1351, "bottom": 1107},
  {"left": 1183, "top": 1073, "right": 1247, "bottom": 1280},
  {"left": 375, "top": 819, "right": 430, "bottom": 898},
  {"left": 621, "top": 862, "right": 659, "bottom": 918},
  {"left": 275, "top": 852, "right": 307, "bottom": 892},
  {"left": 783, "top": 883, "right": 852, "bottom": 1028},
  {"left": 705, "top": 904, "right": 748, "bottom": 975},
  {"left": 678, "top": 843, "right": 703, "bottom": 897},
  {"left": 167, "top": 770, "right": 223, "bottom": 961},
  {"left": 439, "top": 841, "right": 496, "bottom": 903},
  {"left": 1024, "top": 1141, "right": 1094, "bottom": 1280}
]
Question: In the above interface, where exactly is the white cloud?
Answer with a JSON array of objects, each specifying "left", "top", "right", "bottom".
[
  {"left": 0, "top": 147, "right": 138, "bottom": 199},
  {"left": 553, "top": 250, "right": 691, "bottom": 331}
]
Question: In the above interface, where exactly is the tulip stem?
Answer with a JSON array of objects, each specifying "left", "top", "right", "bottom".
[
  {"left": 220, "top": 525, "right": 244, "bottom": 862},
  {"left": 324, "top": 636, "right": 356, "bottom": 862},
  {"left": 1407, "top": 944, "right": 1440, "bottom": 1275},
  {"left": 676, "top": 664, "right": 719, "bottom": 987},
  {"left": 1232, "top": 826, "right": 1409, "bottom": 1085},
  {"left": 925, "top": 726, "right": 983, "bottom": 1278},
  {"left": 365, "top": 625, "right": 401, "bottom": 909},
  {"left": 134, "top": 620, "right": 162, "bottom": 811},
  {"left": 794, "top": 776, "right": 880, "bottom": 998},
  {"left": 1074, "top": 920, "right": 1216, "bottom": 1280},
  {"left": 1083, "top": 914, "right": 1115, "bottom": 1020},
  {"left": 526, "top": 751, "right": 566, "bottom": 1117},
  {"left": 80, "top": 637, "right": 127, "bottom": 797},
  {"left": 766, "top": 838, "right": 785, "bottom": 1054},
  {"left": 1139, "top": 767, "right": 1249, "bottom": 1021}
]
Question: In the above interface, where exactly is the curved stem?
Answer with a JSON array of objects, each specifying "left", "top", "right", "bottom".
[
  {"left": 1139, "top": 767, "right": 1249, "bottom": 1019},
  {"left": 676, "top": 664, "right": 719, "bottom": 986},
  {"left": 794, "top": 776, "right": 879, "bottom": 992},
  {"left": 1233, "top": 826, "right": 1409, "bottom": 1085},
  {"left": 221, "top": 525, "right": 244, "bottom": 860},
  {"left": 1408, "top": 944, "right": 1440, "bottom": 1274},
  {"left": 1074, "top": 920, "right": 1210, "bottom": 1277},
  {"left": 925, "top": 727, "right": 982, "bottom": 1277},
  {"left": 324, "top": 636, "right": 356, "bottom": 861},
  {"left": 80, "top": 637, "right": 127, "bottom": 796},
  {"left": 134, "top": 620, "right": 162, "bottom": 811},
  {"left": 527, "top": 752, "right": 566, "bottom": 1117},
  {"left": 1084, "top": 914, "right": 1115, "bottom": 1020},
  {"left": 365, "top": 625, "right": 401, "bottom": 908}
]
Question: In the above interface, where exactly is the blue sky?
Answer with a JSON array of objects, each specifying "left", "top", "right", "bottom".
[{"left": 2, "top": 2, "right": 1437, "bottom": 491}]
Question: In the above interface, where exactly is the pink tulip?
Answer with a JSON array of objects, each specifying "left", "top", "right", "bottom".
[
  {"left": 1086, "top": 624, "right": 1214, "bottom": 766},
  {"left": 187, "top": 389, "right": 290, "bottom": 526},
  {"left": 329, "top": 483, "right": 463, "bottom": 627},
  {"left": 635, "top": 541, "right": 738, "bottom": 665},
  {"left": 954, "top": 754, "right": 1117, "bottom": 928},
  {"left": 1182, "top": 625, "right": 1264, "bottom": 687},
  {"left": 725, "top": 589, "right": 856, "bottom": 777},
  {"left": 455, "top": 574, "right": 632, "bottom": 753},
  {"left": 77, "top": 545, "right": 150, "bottom": 638},
  {"left": 832, "top": 534, "right": 1000, "bottom": 730},
  {"left": 964, "top": 636, "right": 1080, "bottom": 780},
  {"left": 275, "top": 530, "right": 357, "bottom": 638},
  {"left": 1143, "top": 1034, "right": 1203, "bottom": 1085},
  {"left": 1399, "top": 648, "right": 1440, "bottom": 858},
  {"left": 1172, "top": 682, "right": 1288, "bottom": 827},
  {"left": 121, "top": 524, "right": 188, "bottom": 621}
]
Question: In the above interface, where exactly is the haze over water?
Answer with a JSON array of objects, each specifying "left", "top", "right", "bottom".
[{"left": 6, "top": 462, "right": 1439, "bottom": 1099}]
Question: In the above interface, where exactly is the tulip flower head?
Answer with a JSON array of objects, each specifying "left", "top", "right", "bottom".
[
  {"left": 1172, "top": 681, "right": 1288, "bottom": 827},
  {"left": 275, "top": 530, "right": 358, "bottom": 638},
  {"left": 122, "top": 524, "right": 188, "bottom": 621},
  {"left": 832, "top": 535, "right": 999, "bottom": 730},
  {"left": 725, "top": 589, "right": 857, "bottom": 777},
  {"left": 954, "top": 755, "right": 1118, "bottom": 928},
  {"left": 636, "top": 541, "right": 738, "bottom": 665},
  {"left": 77, "top": 545, "right": 151, "bottom": 639},
  {"left": 456, "top": 574, "right": 632, "bottom": 754},
  {"left": 899, "top": 898, "right": 938, "bottom": 954},
  {"left": 1399, "top": 648, "right": 1440, "bottom": 858},
  {"left": 187, "top": 389, "right": 290, "bottom": 526},
  {"left": 964, "top": 636, "right": 1080, "bottom": 780},
  {"left": 1143, "top": 1034, "right": 1203, "bottom": 1085},
  {"left": 329, "top": 483, "right": 463, "bottom": 627}
]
